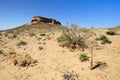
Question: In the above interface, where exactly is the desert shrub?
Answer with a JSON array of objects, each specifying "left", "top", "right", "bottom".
[
  {"left": 29, "top": 33, "right": 36, "bottom": 37},
  {"left": 9, "top": 53, "right": 37, "bottom": 67},
  {"left": 57, "top": 30, "right": 78, "bottom": 48},
  {"left": 12, "top": 34, "right": 17, "bottom": 38},
  {"left": 51, "top": 32, "right": 55, "bottom": 35},
  {"left": 37, "top": 37, "right": 42, "bottom": 40},
  {"left": 38, "top": 46, "right": 43, "bottom": 50},
  {"left": 4, "top": 32, "right": 8, "bottom": 37},
  {"left": 0, "top": 50, "right": 4, "bottom": 55},
  {"left": 8, "top": 34, "right": 17, "bottom": 39},
  {"left": 46, "top": 34, "right": 51, "bottom": 40},
  {"left": 40, "top": 33, "right": 46, "bottom": 36},
  {"left": 80, "top": 28, "right": 89, "bottom": 33},
  {"left": 57, "top": 29, "right": 93, "bottom": 50},
  {"left": 79, "top": 53, "right": 89, "bottom": 62},
  {"left": 59, "top": 41, "right": 70, "bottom": 47},
  {"left": 7, "top": 30, "right": 14, "bottom": 33},
  {"left": 0, "top": 50, "right": 6, "bottom": 56},
  {"left": 99, "top": 35, "right": 112, "bottom": 44},
  {"left": 108, "top": 27, "right": 118, "bottom": 31},
  {"left": 106, "top": 30, "right": 116, "bottom": 35},
  {"left": 9, "top": 51, "right": 16, "bottom": 55},
  {"left": 17, "top": 41, "right": 27, "bottom": 46},
  {"left": 57, "top": 34, "right": 69, "bottom": 42},
  {"left": 62, "top": 71, "right": 78, "bottom": 80},
  {"left": 0, "top": 32, "right": 2, "bottom": 37},
  {"left": 57, "top": 23, "right": 95, "bottom": 51}
]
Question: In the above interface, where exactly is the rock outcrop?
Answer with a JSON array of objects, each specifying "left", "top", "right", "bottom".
[{"left": 31, "top": 16, "right": 61, "bottom": 25}]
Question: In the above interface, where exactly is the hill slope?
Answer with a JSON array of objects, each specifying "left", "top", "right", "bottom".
[{"left": 0, "top": 24, "right": 120, "bottom": 80}]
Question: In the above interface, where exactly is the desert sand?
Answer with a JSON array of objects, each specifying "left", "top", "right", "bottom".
[{"left": 0, "top": 24, "right": 120, "bottom": 80}]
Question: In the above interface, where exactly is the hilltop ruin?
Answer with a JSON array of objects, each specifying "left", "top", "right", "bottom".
[{"left": 31, "top": 16, "right": 61, "bottom": 25}]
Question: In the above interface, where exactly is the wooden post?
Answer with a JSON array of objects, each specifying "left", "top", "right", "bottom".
[{"left": 90, "top": 47, "right": 93, "bottom": 70}]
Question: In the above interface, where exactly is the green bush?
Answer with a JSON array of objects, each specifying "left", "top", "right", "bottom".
[
  {"left": 57, "top": 35, "right": 68, "bottom": 42},
  {"left": 57, "top": 34, "right": 70, "bottom": 47},
  {"left": 17, "top": 41, "right": 27, "bottom": 46},
  {"left": 0, "top": 50, "right": 3, "bottom": 55},
  {"left": 0, "top": 50, "right": 6, "bottom": 56},
  {"left": 79, "top": 53, "right": 89, "bottom": 62},
  {"left": 40, "top": 33, "right": 46, "bottom": 36},
  {"left": 57, "top": 23, "right": 94, "bottom": 50},
  {"left": 57, "top": 29, "right": 88, "bottom": 50},
  {"left": 106, "top": 31, "right": 116, "bottom": 35},
  {"left": 57, "top": 31, "right": 76, "bottom": 48},
  {"left": 100, "top": 35, "right": 112, "bottom": 44}
]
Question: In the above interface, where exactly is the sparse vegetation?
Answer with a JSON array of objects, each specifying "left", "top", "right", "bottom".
[
  {"left": 57, "top": 34, "right": 68, "bottom": 42},
  {"left": 29, "top": 33, "right": 36, "bottom": 37},
  {"left": 106, "top": 30, "right": 116, "bottom": 35},
  {"left": 57, "top": 24, "right": 95, "bottom": 51},
  {"left": 96, "top": 35, "right": 112, "bottom": 44},
  {"left": 99, "top": 35, "right": 112, "bottom": 44},
  {"left": 10, "top": 53, "right": 37, "bottom": 67},
  {"left": 0, "top": 32, "right": 3, "bottom": 38},
  {"left": 79, "top": 53, "right": 89, "bottom": 62},
  {"left": 4, "top": 32, "right": 8, "bottom": 37},
  {"left": 8, "top": 34, "right": 17, "bottom": 39},
  {"left": 62, "top": 71, "right": 78, "bottom": 80},
  {"left": 80, "top": 28, "right": 89, "bottom": 33},
  {"left": 46, "top": 34, "right": 51, "bottom": 40},
  {"left": 57, "top": 29, "right": 78, "bottom": 48},
  {"left": 17, "top": 41, "right": 27, "bottom": 46},
  {"left": 0, "top": 50, "right": 6, "bottom": 56},
  {"left": 0, "top": 19, "right": 120, "bottom": 80},
  {"left": 9, "top": 51, "right": 16, "bottom": 55},
  {"left": 0, "top": 50, "right": 4, "bottom": 55},
  {"left": 40, "top": 33, "right": 46, "bottom": 36},
  {"left": 38, "top": 46, "right": 43, "bottom": 50},
  {"left": 37, "top": 37, "right": 42, "bottom": 40}
]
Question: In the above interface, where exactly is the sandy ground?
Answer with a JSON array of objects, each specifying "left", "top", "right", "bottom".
[{"left": 0, "top": 28, "right": 120, "bottom": 80}]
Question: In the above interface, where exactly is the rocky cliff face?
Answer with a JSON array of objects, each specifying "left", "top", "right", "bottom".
[{"left": 31, "top": 16, "right": 61, "bottom": 25}]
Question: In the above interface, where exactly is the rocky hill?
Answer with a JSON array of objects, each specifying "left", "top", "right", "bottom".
[{"left": 0, "top": 17, "right": 120, "bottom": 80}]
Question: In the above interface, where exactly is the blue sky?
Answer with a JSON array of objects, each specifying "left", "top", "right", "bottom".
[{"left": 0, "top": 0, "right": 120, "bottom": 30}]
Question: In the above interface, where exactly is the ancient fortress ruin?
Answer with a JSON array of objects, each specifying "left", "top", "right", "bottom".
[{"left": 31, "top": 16, "right": 61, "bottom": 25}]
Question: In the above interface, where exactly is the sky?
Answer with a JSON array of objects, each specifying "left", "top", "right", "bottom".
[{"left": 0, "top": 0, "right": 120, "bottom": 30}]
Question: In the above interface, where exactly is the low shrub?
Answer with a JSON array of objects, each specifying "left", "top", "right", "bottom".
[
  {"left": 40, "top": 33, "right": 46, "bottom": 36},
  {"left": 57, "top": 33, "right": 71, "bottom": 47},
  {"left": 38, "top": 46, "right": 43, "bottom": 50},
  {"left": 57, "top": 35, "right": 69, "bottom": 42},
  {"left": 62, "top": 71, "right": 78, "bottom": 80},
  {"left": 57, "top": 29, "right": 88, "bottom": 50},
  {"left": 106, "top": 30, "right": 116, "bottom": 35},
  {"left": 59, "top": 41, "right": 70, "bottom": 47},
  {"left": 9, "top": 53, "right": 37, "bottom": 67},
  {"left": 0, "top": 50, "right": 6, "bottom": 56},
  {"left": 29, "top": 33, "right": 36, "bottom": 37},
  {"left": 79, "top": 53, "right": 89, "bottom": 62},
  {"left": 80, "top": 28, "right": 89, "bottom": 33},
  {"left": 57, "top": 24, "right": 95, "bottom": 50},
  {"left": 0, "top": 50, "right": 3, "bottom": 55},
  {"left": 100, "top": 35, "right": 112, "bottom": 44},
  {"left": 17, "top": 41, "right": 27, "bottom": 46},
  {"left": 8, "top": 34, "right": 17, "bottom": 39}
]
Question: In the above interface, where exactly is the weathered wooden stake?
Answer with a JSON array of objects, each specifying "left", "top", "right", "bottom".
[{"left": 90, "top": 47, "right": 93, "bottom": 70}]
